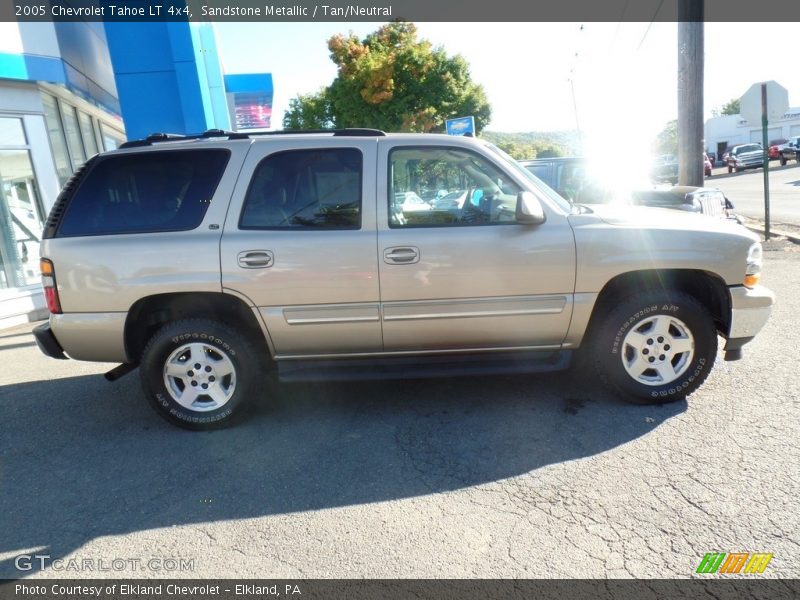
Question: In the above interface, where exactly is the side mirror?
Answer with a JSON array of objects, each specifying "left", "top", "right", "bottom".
[{"left": 515, "top": 191, "right": 546, "bottom": 225}]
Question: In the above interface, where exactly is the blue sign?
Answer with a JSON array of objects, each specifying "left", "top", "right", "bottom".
[{"left": 446, "top": 116, "right": 475, "bottom": 136}]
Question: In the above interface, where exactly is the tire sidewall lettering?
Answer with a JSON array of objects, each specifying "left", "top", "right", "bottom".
[
  {"left": 145, "top": 320, "right": 253, "bottom": 428},
  {"left": 170, "top": 332, "right": 236, "bottom": 357}
]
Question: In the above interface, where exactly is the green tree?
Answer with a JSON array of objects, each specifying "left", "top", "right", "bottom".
[
  {"left": 282, "top": 91, "right": 333, "bottom": 130},
  {"left": 654, "top": 119, "right": 678, "bottom": 155},
  {"left": 283, "top": 22, "right": 491, "bottom": 133},
  {"left": 711, "top": 97, "right": 741, "bottom": 118},
  {"left": 720, "top": 97, "right": 741, "bottom": 116},
  {"left": 535, "top": 144, "right": 565, "bottom": 158},
  {"left": 493, "top": 141, "right": 537, "bottom": 160}
]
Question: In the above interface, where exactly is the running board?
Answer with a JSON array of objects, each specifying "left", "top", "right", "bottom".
[{"left": 276, "top": 350, "right": 572, "bottom": 383}]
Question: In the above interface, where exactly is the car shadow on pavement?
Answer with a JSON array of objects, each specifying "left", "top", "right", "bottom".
[{"left": 0, "top": 368, "right": 686, "bottom": 577}]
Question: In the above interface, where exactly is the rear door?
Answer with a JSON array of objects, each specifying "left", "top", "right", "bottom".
[
  {"left": 220, "top": 137, "right": 381, "bottom": 357},
  {"left": 376, "top": 139, "right": 577, "bottom": 352}
]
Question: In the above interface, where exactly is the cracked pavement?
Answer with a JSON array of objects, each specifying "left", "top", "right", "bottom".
[{"left": 0, "top": 244, "right": 797, "bottom": 579}]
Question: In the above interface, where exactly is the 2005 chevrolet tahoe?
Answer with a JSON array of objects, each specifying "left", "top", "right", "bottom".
[{"left": 33, "top": 129, "right": 774, "bottom": 429}]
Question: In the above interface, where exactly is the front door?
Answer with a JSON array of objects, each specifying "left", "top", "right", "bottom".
[
  {"left": 221, "top": 138, "right": 380, "bottom": 357},
  {"left": 377, "top": 141, "right": 576, "bottom": 352}
]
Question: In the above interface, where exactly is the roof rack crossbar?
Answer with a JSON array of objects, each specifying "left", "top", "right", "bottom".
[
  {"left": 242, "top": 128, "right": 386, "bottom": 137},
  {"left": 119, "top": 127, "right": 387, "bottom": 148}
]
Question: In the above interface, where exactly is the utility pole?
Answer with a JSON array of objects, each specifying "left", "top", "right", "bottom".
[{"left": 677, "top": 0, "right": 704, "bottom": 186}]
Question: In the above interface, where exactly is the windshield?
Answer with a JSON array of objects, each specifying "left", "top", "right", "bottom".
[
  {"left": 482, "top": 143, "right": 573, "bottom": 212},
  {"left": 738, "top": 144, "right": 762, "bottom": 153}
]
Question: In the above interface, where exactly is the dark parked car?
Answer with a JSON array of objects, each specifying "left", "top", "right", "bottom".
[
  {"left": 768, "top": 139, "right": 788, "bottom": 160},
  {"left": 517, "top": 157, "right": 587, "bottom": 201},
  {"left": 520, "top": 157, "right": 735, "bottom": 220},
  {"left": 574, "top": 184, "right": 736, "bottom": 221},
  {"left": 650, "top": 154, "right": 679, "bottom": 184},
  {"left": 778, "top": 136, "right": 800, "bottom": 166}
]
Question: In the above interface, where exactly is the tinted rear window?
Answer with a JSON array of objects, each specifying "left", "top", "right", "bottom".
[{"left": 57, "top": 149, "right": 229, "bottom": 237}]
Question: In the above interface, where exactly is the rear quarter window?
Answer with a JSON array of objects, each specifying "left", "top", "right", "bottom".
[
  {"left": 239, "top": 148, "right": 362, "bottom": 230},
  {"left": 56, "top": 149, "right": 230, "bottom": 237}
]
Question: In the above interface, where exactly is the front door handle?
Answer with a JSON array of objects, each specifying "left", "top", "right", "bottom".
[
  {"left": 383, "top": 246, "right": 420, "bottom": 265},
  {"left": 237, "top": 250, "right": 274, "bottom": 268}
]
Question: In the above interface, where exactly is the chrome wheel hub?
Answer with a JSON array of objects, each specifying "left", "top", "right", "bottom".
[
  {"left": 163, "top": 342, "right": 236, "bottom": 411},
  {"left": 621, "top": 315, "right": 695, "bottom": 386}
]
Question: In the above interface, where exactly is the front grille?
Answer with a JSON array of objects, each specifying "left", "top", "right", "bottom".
[{"left": 699, "top": 195, "right": 723, "bottom": 218}]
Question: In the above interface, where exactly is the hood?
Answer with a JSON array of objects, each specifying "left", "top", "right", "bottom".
[
  {"left": 568, "top": 204, "right": 761, "bottom": 289},
  {"left": 575, "top": 204, "right": 757, "bottom": 239}
]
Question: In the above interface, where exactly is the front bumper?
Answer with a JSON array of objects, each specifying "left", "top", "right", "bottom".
[
  {"left": 725, "top": 285, "right": 775, "bottom": 357},
  {"left": 33, "top": 322, "right": 67, "bottom": 360}
]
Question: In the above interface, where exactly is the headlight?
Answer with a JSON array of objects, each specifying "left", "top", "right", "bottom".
[{"left": 744, "top": 242, "right": 762, "bottom": 288}]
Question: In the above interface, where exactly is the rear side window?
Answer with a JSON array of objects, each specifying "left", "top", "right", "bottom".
[
  {"left": 239, "top": 148, "right": 362, "bottom": 230},
  {"left": 57, "top": 150, "right": 229, "bottom": 237}
]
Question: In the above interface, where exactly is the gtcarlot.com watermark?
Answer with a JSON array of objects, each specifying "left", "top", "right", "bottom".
[{"left": 15, "top": 554, "right": 194, "bottom": 573}]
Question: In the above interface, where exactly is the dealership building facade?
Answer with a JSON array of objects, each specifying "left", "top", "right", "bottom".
[
  {"left": 705, "top": 106, "right": 800, "bottom": 160},
  {"left": 0, "top": 21, "right": 272, "bottom": 328}
]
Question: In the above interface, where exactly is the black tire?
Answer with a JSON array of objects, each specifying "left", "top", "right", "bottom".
[
  {"left": 780, "top": 156, "right": 787, "bottom": 166},
  {"left": 140, "top": 319, "right": 262, "bottom": 429},
  {"left": 590, "top": 291, "right": 717, "bottom": 405}
]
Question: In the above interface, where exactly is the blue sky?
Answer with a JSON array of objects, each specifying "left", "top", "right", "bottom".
[{"left": 215, "top": 22, "right": 800, "bottom": 145}]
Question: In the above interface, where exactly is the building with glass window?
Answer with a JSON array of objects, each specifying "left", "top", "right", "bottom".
[
  {"left": 0, "top": 19, "right": 272, "bottom": 328},
  {"left": 0, "top": 21, "right": 125, "bottom": 327}
]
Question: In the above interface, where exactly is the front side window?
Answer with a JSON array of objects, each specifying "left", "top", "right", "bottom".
[
  {"left": 240, "top": 148, "right": 362, "bottom": 230},
  {"left": 57, "top": 150, "right": 229, "bottom": 237},
  {"left": 389, "top": 147, "right": 520, "bottom": 227}
]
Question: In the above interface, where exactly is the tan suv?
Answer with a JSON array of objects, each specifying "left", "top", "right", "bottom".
[{"left": 33, "top": 129, "right": 774, "bottom": 429}]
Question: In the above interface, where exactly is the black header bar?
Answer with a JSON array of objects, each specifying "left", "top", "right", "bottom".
[
  {"left": 3, "top": 0, "right": 800, "bottom": 23},
  {"left": 1, "top": 579, "right": 800, "bottom": 600}
]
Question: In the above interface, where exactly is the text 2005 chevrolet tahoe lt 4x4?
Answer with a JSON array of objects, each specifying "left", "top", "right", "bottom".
[{"left": 33, "top": 129, "right": 774, "bottom": 429}]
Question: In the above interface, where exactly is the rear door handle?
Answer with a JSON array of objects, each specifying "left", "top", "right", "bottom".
[
  {"left": 383, "top": 246, "right": 419, "bottom": 265},
  {"left": 237, "top": 250, "right": 274, "bottom": 268}
]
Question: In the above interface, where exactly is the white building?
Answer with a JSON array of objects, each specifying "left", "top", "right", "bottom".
[
  {"left": 705, "top": 107, "right": 800, "bottom": 160},
  {"left": 0, "top": 23, "right": 125, "bottom": 328}
]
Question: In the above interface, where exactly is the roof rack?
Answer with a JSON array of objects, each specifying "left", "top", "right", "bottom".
[{"left": 119, "top": 127, "right": 386, "bottom": 148}]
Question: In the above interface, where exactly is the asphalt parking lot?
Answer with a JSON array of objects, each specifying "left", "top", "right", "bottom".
[
  {"left": 0, "top": 243, "right": 798, "bottom": 579},
  {"left": 708, "top": 161, "right": 800, "bottom": 229}
]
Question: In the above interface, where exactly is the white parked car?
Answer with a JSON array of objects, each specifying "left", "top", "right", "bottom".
[{"left": 394, "top": 191, "right": 432, "bottom": 212}]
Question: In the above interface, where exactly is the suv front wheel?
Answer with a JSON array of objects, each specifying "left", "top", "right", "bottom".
[
  {"left": 140, "top": 319, "right": 261, "bottom": 429},
  {"left": 591, "top": 291, "right": 717, "bottom": 404}
]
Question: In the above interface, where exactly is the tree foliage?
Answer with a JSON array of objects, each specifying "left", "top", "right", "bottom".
[
  {"left": 711, "top": 97, "right": 741, "bottom": 118},
  {"left": 480, "top": 131, "right": 575, "bottom": 159},
  {"left": 654, "top": 119, "right": 678, "bottom": 155},
  {"left": 283, "top": 22, "right": 491, "bottom": 133},
  {"left": 720, "top": 97, "right": 741, "bottom": 116},
  {"left": 282, "top": 92, "right": 333, "bottom": 130}
]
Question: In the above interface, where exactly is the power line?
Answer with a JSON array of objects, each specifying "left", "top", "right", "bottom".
[
  {"left": 638, "top": 0, "right": 666, "bottom": 50},
  {"left": 610, "top": 0, "right": 631, "bottom": 51}
]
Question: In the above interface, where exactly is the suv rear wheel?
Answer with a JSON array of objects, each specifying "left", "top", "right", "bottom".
[
  {"left": 140, "top": 319, "right": 261, "bottom": 429},
  {"left": 591, "top": 291, "right": 717, "bottom": 404}
]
